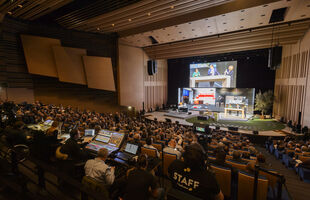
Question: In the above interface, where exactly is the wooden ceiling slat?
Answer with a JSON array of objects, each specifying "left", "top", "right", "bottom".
[
  {"left": 0, "top": 0, "right": 24, "bottom": 13},
  {"left": 55, "top": 0, "right": 127, "bottom": 27},
  {"left": 29, "top": 0, "right": 73, "bottom": 20},
  {"left": 84, "top": 0, "right": 227, "bottom": 32},
  {"left": 146, "top": 34, "right": 305, "bottom": 58},
  {"left": 143, "top": 20, "right": 310, "bottom": 59},
  {"left": 64, "top": 0, "right": 171, "bottom": 29},
  {"left": 144, "top": 22, "right": 310, "bottom": 53},
  {"left": 13, "top": 0, "right": 46, "bottom": 17},
  {"left": 147, "top": 40, "right": 299, "bottom": 59},
  {"left": 21, "top": 0, "right": 64, "bottom": 19}
]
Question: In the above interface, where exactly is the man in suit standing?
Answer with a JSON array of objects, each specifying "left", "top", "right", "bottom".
[
  {"left": 224, "top": 65, "right": 234, "bottom": 87},
  {"left": 207, "top": 64, "right": 220, "bottom": 87}
]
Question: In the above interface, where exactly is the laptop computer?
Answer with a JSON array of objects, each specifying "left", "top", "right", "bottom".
[
  {"left": 84, "top": 129, "right": 95, "bottom": 137},
  {"left": 117, "top": 143, "right": 139, "bottom": 161}
]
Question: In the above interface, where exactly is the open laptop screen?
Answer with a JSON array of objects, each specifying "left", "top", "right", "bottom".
[{"left": 124, "top": 143, "right": 138, "bottom": 155}]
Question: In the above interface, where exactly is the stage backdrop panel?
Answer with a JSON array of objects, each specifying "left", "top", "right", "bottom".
[
  {"left": 52, "top": 46, "right": 87, "bottom": 85},
  {"left": 20, "top": 35, "right": 60, "bottom": 77},
  {"left": 82, "top": 56, "right": 115, "bottom": 91}
]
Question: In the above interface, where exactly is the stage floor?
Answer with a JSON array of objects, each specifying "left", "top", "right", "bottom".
[{"left": 146, "top": 111, "right": 287, "bottom": 137}]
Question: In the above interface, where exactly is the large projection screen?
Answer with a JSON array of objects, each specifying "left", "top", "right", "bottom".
[
  {"left": 189, "top": 61, "right": 237, "bottom": 88},
  {"left": 83, "top": 56, "right": 116, "bottom": 91},
  {"left": 52, "top": 46, "right": 87, "bottom": 85},
  {"left": 21, "top": 35, "right": 60, "bottom": 77}
]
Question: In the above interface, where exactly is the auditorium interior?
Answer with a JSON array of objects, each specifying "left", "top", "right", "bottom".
[{"left": 1, "top": 0, "right": 310, "bottom": 200}]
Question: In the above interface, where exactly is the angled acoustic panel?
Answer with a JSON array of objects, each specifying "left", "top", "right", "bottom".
[
  {"left": 21, "top": 34, "right": 60, "bottom": 77},
  {"left": 52, "top": 46, "right": 87, "bottom": 85},
  {"left": 82, "top": 56, "right": 115, "bottom": 91}
]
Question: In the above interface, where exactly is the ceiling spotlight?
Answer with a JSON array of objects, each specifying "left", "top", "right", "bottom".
[
  {"left": 170, "top": 5, "right": 174, "bottom": 9},
  {"left": 97, "top": 27, "right": 100, "bottom": 30},
  {"left": 147, "top": 12, "right": 151, "bottom": 16},
  {"left": 111, "top": 24, "right": 115, "bottom": 27},
  {"left": 128, "top": 18, "right": 132, "bottom": 22},
  {"left": 17, "top": 4, "right": 23, "bottom": 8}
]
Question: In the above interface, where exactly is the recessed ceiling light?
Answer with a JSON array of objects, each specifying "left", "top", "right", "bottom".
[
  {"left": 263, "top": 4, "right": 268, "bottom": 7},
  {"left": 301, "top": 14, "right": 306, "bottom": 17},
  {"left": 241, "top": 10, "right": 245, "bottom": 12},
  {"left": 223, "top": 22, "right": 226, "bottom": 24},
  {"left": 240, "top": 19, "right": 244, "bottom": 21},
  {"left": 261, "top": 14, "right": 265, "bottom": 17},
  {"left": 111, "top": 24, "right": 115, "bottom": 27},
  {"left": 17, "top": 4, "right": 23, "bottom": 8},
  {"left": 97, "top": 27, "right": 100, "bottom": 30},
  {"left": 222, "top": 14, "right": 226, "bottom": 17},
  {"left": 208, "top": 26, "right": 211, "bottom": 27},
  {"left": 259, "top": 22, "right": 263, "bottom": 25},
  {"left": 170, "top": 5, "right": 174, "bottom": 9},
  {"left": 128, "top": 19, "right": 132, "bottom": 22},
  {"left": 179, "top": 31, "right": 182, "bottom": 33},
  {"left": 209, "top": 32, "right": 213, "bottom": 34},
  {"left": 240, "top": 26, "right": 244, "bottom": 28},
  {"left": 192, "top": 29, "right": 195, "bottom": 31},
  {"left": 147, "top": 12, "right": 151, "bottom": 16},
  {"left": 224, "top": 29, "right": 227, "bottom": 31}
]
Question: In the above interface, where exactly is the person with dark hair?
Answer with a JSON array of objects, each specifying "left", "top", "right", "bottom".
[
  {"left": 211, "top": 150, "right": 232, "bottom": 169},
  {"left": 144, "top": 137, "right": 160, "bottom": 157},
  {"left": 4, "top": 120, "right": 27, "bottom": 146},
  {"left": 123, "top": 154, "right": 164, "bottom": 200},
  {"left": 232, "top": 150, "right": 248, "bottom": 164},
  {"left": 168, "top": 144, "right": 224, "bottom": 200},
  {"left": 60, "top": 129, "right": 88, "bottom": 163}
]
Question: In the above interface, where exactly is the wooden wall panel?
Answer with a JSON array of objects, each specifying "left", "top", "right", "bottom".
[
  {"left": 0, "top": 17, "right": 119, "bottom": 111},
  {"left": 52, "top": 46, "right": 87, "bottom": 85},
  {"left": 20, "top": 34, "right": 60, "bottom": 77},
  {"left": 83, "top": 56, "right": 116, "bottom": 91}
]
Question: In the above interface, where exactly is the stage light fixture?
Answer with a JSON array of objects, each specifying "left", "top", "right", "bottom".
[
  {"left": 128, "top": 19, "right": 132, "bottom": 22},
  {"left": 148, "top": 12, "right": 151, "bottom": 16},
  {"left": 111, "top": 24, "right": 115, "bottom": 27},
  {"left": 170, "top": 5, "right": 174, "bottom": 9}
]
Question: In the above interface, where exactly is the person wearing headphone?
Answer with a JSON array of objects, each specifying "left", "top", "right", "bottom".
[
  {"left": 168, "top": 143, "right": 224, "bottom": 200},
  {"left": 59, "top": 129, "right": 88, "bottom": 163}
]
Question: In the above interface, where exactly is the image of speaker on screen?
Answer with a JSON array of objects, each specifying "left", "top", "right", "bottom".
[
  {"left": 224, "top": 65, "right": 234, "bottom": 86},
  {"left": 189, "top": 61, "right": 237, "bottom": 88}
]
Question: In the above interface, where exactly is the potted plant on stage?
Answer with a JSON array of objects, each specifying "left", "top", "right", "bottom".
[{"left": 255, "top": 90, "right": 274, "bottom": 119}]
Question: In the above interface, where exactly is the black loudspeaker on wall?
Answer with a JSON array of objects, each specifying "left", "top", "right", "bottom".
[
  {"left": 147, "top": 60, "right": 157, "bottom": 75},
  {"left": 268, "top": 46, "right": 282, "bottom": 70}
]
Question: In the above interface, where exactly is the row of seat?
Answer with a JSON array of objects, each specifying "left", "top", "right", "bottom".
[{"left": 267, "top": 142, "right": 310, "bottom": 183}]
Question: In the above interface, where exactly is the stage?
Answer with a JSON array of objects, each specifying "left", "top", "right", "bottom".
[{"left": 145, "top": 111, "right": 288, "bottom": 138}]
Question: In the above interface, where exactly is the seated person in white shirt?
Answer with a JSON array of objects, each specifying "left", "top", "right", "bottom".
[
  {"left": 163, "top": 139, "right": 182, "bottom": 159},
  {"left": 143, "top": 137, "right": 160, "bottom": 157},
  {"left": 84, "top": 148, "right": 115, "bottom": 185}
]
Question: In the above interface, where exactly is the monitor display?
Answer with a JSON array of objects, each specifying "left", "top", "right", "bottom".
[
  {"left": 196, "top": 127, "right": 205, "bottom": 132},
  {"left": 99, "top": 129, "right": 112, "bottom": 137},
  {"left": 124, "top": 143, "right": 138, "bottom": 155},
  {"left": 95, "top": 135, "right": 110, "bottom": 143},
  {"left": 43, "top": 119, "right": 53, "bottom": 126},
  {"left": 189, "top": 61, "right": 237, "bottom": 88},
  {"left": 84, "top": 129, "right": 95, "bottom": 137},
  {"left": 109, "top": 132, "right": 124, "bottom": 147}
]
